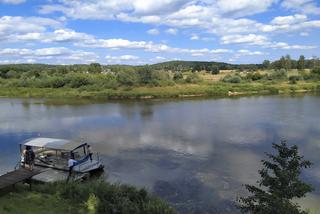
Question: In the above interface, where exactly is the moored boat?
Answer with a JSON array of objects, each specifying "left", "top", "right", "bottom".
[{"left": 20, "top": 137, "right": 104, "bottom": 173}]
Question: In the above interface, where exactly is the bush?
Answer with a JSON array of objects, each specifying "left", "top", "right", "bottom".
[
  {"left": 66, "top": 74, "right": 91, "bottom": 88},
  {"left": 32, "top": 180, "right": 177, "bottom": 214},
  {"left": 173, "top": 71, "right": 183, "bottom": 81},
  {"left": 185, "top": 73, "right": 202, "bottom": 83},
  {"left": 246, "top": 72, "right": 263, "bottom": 81},
  {"left": 222, "top": 74, "right": 242, "bottom": 83},
  {"left": 289, "top": 75, "right": 301, "bottom": 84},
  {"left": 116, "top": 70, "right": 139, "bottom": 86},
  {"left": 267, "top": 69, "right": 287, "bottom": 81}
]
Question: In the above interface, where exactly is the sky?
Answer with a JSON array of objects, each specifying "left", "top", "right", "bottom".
[{"left": 0, "top": 0, "right": 319, "bottom": 65}]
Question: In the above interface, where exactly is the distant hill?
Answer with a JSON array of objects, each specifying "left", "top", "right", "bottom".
[
  {"left": 0, "top": 60, "right": 263, "bottom": 73},
  {"left": 149, "top": 60, "right": 262, "bottom": 71}
]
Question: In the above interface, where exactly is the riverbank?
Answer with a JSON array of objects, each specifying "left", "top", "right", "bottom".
[
  {"left": 0, "top": 180, "right": 176, "bottom": 214},
  {"left": 0, "top": 81, "right": 319, "bottom": 99}
]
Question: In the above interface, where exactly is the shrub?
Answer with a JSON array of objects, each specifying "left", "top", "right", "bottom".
[
  {"left": 289, "top": 75, "right": 301, "bottom": 84},
  {"left": 185, "top": 72, "right": 202, "bottom": 83},
  {"left": 66, "top": 74, "right": 91, "bottom": 88},
  {"left": 173, "top": 71, "right": 183, "bottom": 81},
  {"left": 267, "top": 69, "right": 287, "bottom": 81},
  {"left": 32, "top": 180, "right": 177, "bottom": 214},
  {"left": 116, "top": 70, "right": 139, "bottom": 86},
  {"left": 222, "top": 74, "right": 242, "bottom": 83}
]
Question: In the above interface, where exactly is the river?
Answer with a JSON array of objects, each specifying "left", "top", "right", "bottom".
[{"left": 1, "top": 95, "right": 320, "bottom": 213}]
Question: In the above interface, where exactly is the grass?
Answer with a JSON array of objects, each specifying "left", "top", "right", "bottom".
[
  {"left": 0, "top": 191, "right": 82, "bottom": 214},
  {"left": 0, "top": 81, "right": 319, "bottom": 100},
  {"left": 0, "top": 180, "right": 177, "bottom": 214}
]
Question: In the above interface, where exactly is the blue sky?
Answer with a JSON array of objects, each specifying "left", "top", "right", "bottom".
[{"left": 0, "top": 0, "right": 319, "bottom": 65}]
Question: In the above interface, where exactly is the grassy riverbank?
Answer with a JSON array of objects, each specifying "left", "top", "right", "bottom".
[
  {"left": 0, "top": 180, "right": 176, "bottom": 214},
  {"left": 0, "top": 81, "right": 319, "bottom": 99}
]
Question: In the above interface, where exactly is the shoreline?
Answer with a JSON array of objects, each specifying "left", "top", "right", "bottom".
[{"left": 0, "top": 82, "right": 319, "bottom": 100}]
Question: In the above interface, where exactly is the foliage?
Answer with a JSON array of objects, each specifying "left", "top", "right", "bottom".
[
  {"left": 267, "top": 69, "right": 287, "bottom": 81},
  {"left": 117, "top": 70, "right": 139, "bottom": 86},
  {"left": 297, "top": 55, "right": 305, "bottom": 71},
  {"left": 246, "top": 72, "right": 264, "bottom": 81},
  {"left": 289, "top": 75, "right": 301, "bottom": 84},
  {"left": 238, "top": 141, "right": 313, "bottom": 214},
  {"left": 36, "top": 180, "right": 177, "bottom": 214},
  {"left": 0, "top": 180, "right": 177, "bottom": 214},
  {"left": 222, "top": 74, "right": 242, "bottom": 83},
  {"left": 185, "top": 72, "right": 202, "bottom": 83},
  {"left": 88, "top": 63, "right": 102, "bottom": 74}
]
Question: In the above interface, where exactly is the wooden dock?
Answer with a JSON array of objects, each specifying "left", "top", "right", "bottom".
[{"left": 0, "top": 167, "right": 44, "bottom": 189}]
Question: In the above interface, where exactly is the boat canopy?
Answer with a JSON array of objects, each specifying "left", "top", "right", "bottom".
[{"left": 23, "top": 138, "right": 85, "bottom": 151}]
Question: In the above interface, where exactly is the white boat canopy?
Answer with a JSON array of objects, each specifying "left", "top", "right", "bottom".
[{"left": 23, "top": 138, "right": 84, "bottom": 151}]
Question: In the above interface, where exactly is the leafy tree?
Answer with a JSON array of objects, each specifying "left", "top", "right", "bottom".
[
  {"left": 238, "top": 141, "right": 313, "bottom": 214},
  {"left": 88, "top": 63, "right": 102, "bottom": 74},
  {"left": 210, "top": 66, "right": 220, "bottom": 75},
  {"left": 289, "top": 75, "right": 301, "bottom": 84},
  {"left": 262, "top": 60, "right": 271, "bottom": 70},
  {"left": 116, "top": 70, "right": 138, "bottom": 86},
  {"left": 297, "top": 55, "right": 305, "bottom": 71},
  {"left": 137, "top": 66, "right": 152, "bottom": 85},
  {"left": 185, "top": 72, "right": 201, "bottom": 83},
  {"left": 222, "top": 74, "right": 242, "bottom": 83},
  {"left": 173, "top": 71, "right": 183, "bottom": 81}
]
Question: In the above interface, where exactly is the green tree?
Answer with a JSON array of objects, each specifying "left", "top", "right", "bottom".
[
  {"left": 137, "top": 66, "right": 152, "bottom": 85},
  {"left": 88, "top": 63, "right": 102, "bottom": 74},
  {"left": 297, "top": 55, "right": 305, "bottom": 71},
  {"left": 210, "top": 66, "right": 220, "bottom": 75},
  {"left": 116, "top": 70, "right": 138, "bottom": 86},
  {"left": 238, "top": 141, "right": 313, "bottom": 214},
  {"left": 262, "top": 60, "right": 271, "bottom": 70}
]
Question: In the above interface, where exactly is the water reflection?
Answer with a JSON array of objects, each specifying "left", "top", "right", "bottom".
[{"left": 0, "top": 95, "right": 320, "bottom": 213}]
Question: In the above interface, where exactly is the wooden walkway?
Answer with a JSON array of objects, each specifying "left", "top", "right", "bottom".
[{"left": 0, "top": 167, "right": 44, "bottom": 189}]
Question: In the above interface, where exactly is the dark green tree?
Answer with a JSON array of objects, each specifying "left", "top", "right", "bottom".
[
  {"left": 238, "top": 141, "right": 313, "bottom": 214},
  {"left": 137, "top": 66, "right": 152, "bottom": 85},
  {"left": 262, "top": 60, "right": 271, "bottom": 70},
  {"left": 88, "top": 63, "right": 102, "bottom": 74},
  {"left": 297, "top": 55, "right": 305, "bottom": 71},
  {"left": 210, "top": 66, "right": 220, "bottom": 75}
]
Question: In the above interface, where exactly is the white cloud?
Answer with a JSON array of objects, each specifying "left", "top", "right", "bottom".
[
  {"left": 216, "top": 0, "right": 277, "bottom": 17},
  {"left": 221, "top": 34, "right": 269, "bottom": 45},
  {"left": 190, "top": 34, "right": 199, "bottom": 40},
  {"left": 237, "top": 49, "right": 264, "bottom": 55},
  {"left": 165, "top": 28, "right": 178, "bottom": 35},
  {"left": 147, "top": 28, "right": 160, "bottom": 35},
  {"left": 0, "top": 0, "right": 25, "bottom": 4},
  {"left": 0, "top": 47, "right": 99, "bottom": 64},
  {"left": 281, "top": 0, "right": 320, "bottom": 14},
  {"left": 300, "top": 32, "right": 309, "bottom": 36},
  {"left": 220, "top": 33, "right": 317, "bottom": 50},
  {"left": 271, "top": 14, "right": 307, "bottom": 25},
  {"left": 0, "top": 16, "right": 62, "bottom": 36},
  {"left": 105, "top": 54, "right": 141, "bottom": 64}
]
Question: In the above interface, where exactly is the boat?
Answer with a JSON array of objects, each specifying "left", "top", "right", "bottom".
[{"left": 19, "top": 137, "right": 104, "bottom": 174}]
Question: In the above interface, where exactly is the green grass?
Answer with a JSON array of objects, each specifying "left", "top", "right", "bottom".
[
  {"left": 0, "top": 81, "right": 319, "bottom": 99},
  {"left": 0, "top": 181, "right": 177, "bottom": 214},
  {"left": 0, "top": 191, "right": 82, "bottom": 214}
]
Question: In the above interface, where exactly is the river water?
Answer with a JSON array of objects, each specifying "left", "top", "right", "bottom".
[{"left": 1, "top": 95, "right": 320, "bottom": 213}]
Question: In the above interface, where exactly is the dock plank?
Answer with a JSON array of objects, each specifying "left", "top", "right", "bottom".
[{"left": 0, "top": 167, "right": 44, "bottom": 189}]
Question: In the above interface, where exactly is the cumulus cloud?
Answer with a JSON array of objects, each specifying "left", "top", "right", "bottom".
[
  {"left": 0, "top": 0, "right": 25, "bottom": 4},
  {"left": 281, "top": 0, "right": 320, "bottom": 15},
  {"left": 0, "top": 47, "right": 98, "bottom": 64},
  {"left": 220, "top": 33, "right": 316, "bottom": 50},
  {"left": 221, "top": 34, "right": 269, "bottom": 45},
  {"left": 216, "top": 0, "right": 277, "bottom": 17},
  {"left": 0, "top": 16, "right": 62, "bottom": 38},
  {"left": 147, "top": 28, "right": 160, "bottom": 35},
  {"left": 165, "top": 28, "right": 178, "bottom": 35},
  {"left": 105, "top": 55, "right": 140, "bottom": 64}
]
